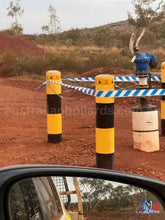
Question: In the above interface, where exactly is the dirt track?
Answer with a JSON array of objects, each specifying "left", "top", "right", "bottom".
[{"left": 0, "top": 76, "right": 165, "bottom": 181}]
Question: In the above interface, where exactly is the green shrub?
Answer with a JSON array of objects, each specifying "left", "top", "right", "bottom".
[
  {"left": 0, "top": 51, "right": 17, "bottom": 77},
  {"left": 85, "top": 53, "right": 133, "bottom": 71},
  {"left": 0, "top": 49, "right": 134, "bottom": 78}
]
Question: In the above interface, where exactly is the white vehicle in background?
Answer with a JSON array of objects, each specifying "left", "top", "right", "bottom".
[{"left": 9, "top": 176, "right": 71, "bottom": 220}]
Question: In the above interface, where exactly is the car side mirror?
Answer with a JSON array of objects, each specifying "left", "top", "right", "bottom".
[
  {"left": 8, "top": 176, "right": 165, "bottom": 220},
  {"left": 0, "top": 166, "right": 165, "bottom": 220}
]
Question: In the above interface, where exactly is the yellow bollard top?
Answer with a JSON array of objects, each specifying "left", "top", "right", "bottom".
[
  {"left": 161, "top": 62, "right": 165, "bottom": 83},
  {"left": 46, "top": 70, "right": 61, "bottom": 81},
  {"left": 161, "top": 62, "right": 165, "bottom": 67},
  {"left": 95, "top": 74, "right": 114, "bottom": 103},
  {"left": 95, "top": 74, "right": 114, "bottom": 86},
  {"left": 46, "top": 70, "right": 61, "bottom": 94}
]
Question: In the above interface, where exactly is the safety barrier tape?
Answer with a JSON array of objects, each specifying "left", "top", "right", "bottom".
[
  {"left": 41, "top": 82, "right": 47, "bottom": 87},
  {"left": 64, "top": 77, "right": 95, "bottom": 82},
  {"left": 46, "top": 80, "right": 165, "bottom": 98},
  {"left": 40, "top": 76, "right": 161, "bottom": 87},
  {"left": 151, "top": 75, "right": 161, "bottom": 81},
  {"left": 64, "top": 75, "right": 161, "bottom": 82}
]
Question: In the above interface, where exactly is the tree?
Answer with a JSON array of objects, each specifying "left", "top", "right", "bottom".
[
  {"left": 79, "top": 178, "right": 114, "bottom": 212},
  {"left": 128, "top": 0, "right": 165, "bottom": 52},
  {"left": 41, "top": 5, "right": 60, "bottom": 34},
  {"left": 128, "top": 0, "right": 165, "bottom": 28},
  {"left": 79, "top": 178, "right": 149, "bottom": 214},
  {"left": 7, "top": 0, "right": 24, "bottom": 36}
]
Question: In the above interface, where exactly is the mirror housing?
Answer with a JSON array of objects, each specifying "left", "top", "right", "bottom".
[{"left": 0, "top": 165, "right": 165, "bottom": 220}]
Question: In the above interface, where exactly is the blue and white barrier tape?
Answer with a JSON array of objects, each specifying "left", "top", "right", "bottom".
[
  {"left": 64, "top": 77, "right": 95, "bottom": 82},
  {"left": 46, "top": 80, "right": 165, "bottom": 98},
  {"left": 40, "top": 76, "right": 161, "bottom": 87},
  {"left": 64, "top": 75, "right": 161, "bottom": 82},
  {"left": 151, "top": 75, "right": 161, "bottom": 81},
  {"left": 41, "top": 82, "right": 47, "bottom": 87}
]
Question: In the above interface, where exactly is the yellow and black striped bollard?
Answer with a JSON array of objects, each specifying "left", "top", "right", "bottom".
[
  {"left": 95, "top": 74, "right": 115, "bottom": 169},
  {"left": 46, "top": 70, "right": 62, "bottom": 143},
  {"left": 161, "top": 62, "right": 165, "bottom": 136}
]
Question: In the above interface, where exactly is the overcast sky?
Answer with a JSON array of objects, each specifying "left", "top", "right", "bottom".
[{"left": 0, "top": 0, "right": 135, "bottom": 34}]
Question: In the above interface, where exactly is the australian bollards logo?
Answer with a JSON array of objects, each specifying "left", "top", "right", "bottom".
[{"left": 135, "top": 200, "right": 160, "bottom": 214}]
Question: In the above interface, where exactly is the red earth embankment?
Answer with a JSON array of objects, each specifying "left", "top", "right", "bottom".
[{"left": 0, "top": 33, "right": 43, "bottom": 55}]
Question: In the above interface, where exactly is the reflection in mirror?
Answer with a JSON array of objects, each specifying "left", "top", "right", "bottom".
[{"left": 8, "top": 176, "right": 165, "bottom": 220}]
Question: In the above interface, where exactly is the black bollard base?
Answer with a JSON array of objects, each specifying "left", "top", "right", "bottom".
[
  {"left": 48, "top": 134, "right": 62, "bottom": 143},
  {"left": 96, "top": 153, "right": 114, "bottom": 169},
  {"left": 161, "top": 120, "right": 165, "bottom": 136}
]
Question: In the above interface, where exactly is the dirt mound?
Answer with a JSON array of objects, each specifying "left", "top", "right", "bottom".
[
  {"left": 0, "top": 33, "right": 44, "bottom": 55},
  {"left": 82, "top": 67, "right": 134, "bottom": 77}
]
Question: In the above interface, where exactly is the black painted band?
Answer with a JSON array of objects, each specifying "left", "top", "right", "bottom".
[
  {"left": 96, "top": 153, "right": 114, "bottom": 169},
  {"left": 132, "top": 105, "right": 157, "bottom": 112},
  {"left": 162, "top": 83, "right": 165, "bottom": 88},
  {"left": 133, "top": 129, "right": 159, "bottom": 133},
  {"left": 161, "top": 119, "right": 165, "bottom": 136},
  {"left": 162, "top": 83, "right": 165, "bottom": 100},
  {"left": 96, "top": 103, "right": 114, "bottom": 128},
  {"left": 47, "top": 95, "right": 61, "bottom": 114},
  {"left": 48, "top": 134, "right": 62, "bottom": 143}
]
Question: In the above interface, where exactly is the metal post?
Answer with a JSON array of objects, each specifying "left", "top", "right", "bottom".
[
  {"left": 73, "top": 178, "right": 84, "bottom": 220},
  {"left": 46, "top": 70, "right": 62, "bottom": 143},
  {"left": 95, "top": 74, "right": 115, "bottom": 169},
  {"left": 161, "top": 62, "right": 165, "bottom": 136}
]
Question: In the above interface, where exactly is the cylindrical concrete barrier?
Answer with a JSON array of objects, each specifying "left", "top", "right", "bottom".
[
  {"left": 161, "top": 62, "right": 165, "bottom": 136},
  {"left": 46, "top": 70, "right": 62, "bottom": 143},
  {"left": 132, "top": 99, "right": 159, "bottom": 152},
  {"left": 95, "top": 74, "right": 115, "bottom": 169}
]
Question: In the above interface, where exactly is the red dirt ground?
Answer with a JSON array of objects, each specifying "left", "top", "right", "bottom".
[
  {"left": 0, "top": 76, "right": 165, "bottom": 181},
  {"left": 0, "top": 33, "right": 43, "bottom": 55}
]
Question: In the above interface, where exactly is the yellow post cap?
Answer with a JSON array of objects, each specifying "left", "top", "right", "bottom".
[
  {"left": 46, "top": 70, "right": 61, "bottom": 81},
  {"left": 46, "top": 70, "right": 61, "bottom": 94},
  {"left": 95, "top": 74, "right": 114, "bottom": 86},
  {"left": 161, "top": 62, "right": 165, "bottom": 83},
  {"left": 95, "top": 74, "right": 114, "bottom": 103},
  {"left": 161, "top": 62, "right": 165, "bottom": 68}
]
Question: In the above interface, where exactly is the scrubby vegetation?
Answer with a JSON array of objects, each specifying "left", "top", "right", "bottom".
[
  {"left": 1, "top": 10, "right": 165, "bottom": 78},
  {"left": 0, "top": 0, "right": 164, "bottom": 78},
  {"left": 21, "top": 18, "right": 165, "bottom": 49},
  {"left": 0, "top": 43, "right": 164, "bottom": 78},
  {"left": 0, "top": 47, "right": 133, "bottom": 77}
]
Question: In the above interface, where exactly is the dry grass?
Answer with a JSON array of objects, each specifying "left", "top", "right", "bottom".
[
  {"left": 37, "top": 45, "right": 120, "bottom": 54},
  {"left": 140, "top": 47, "right": 165, "bottom": 57},
  {"left": 150, "top": 47, "right": 165, "bottom": 57}
]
